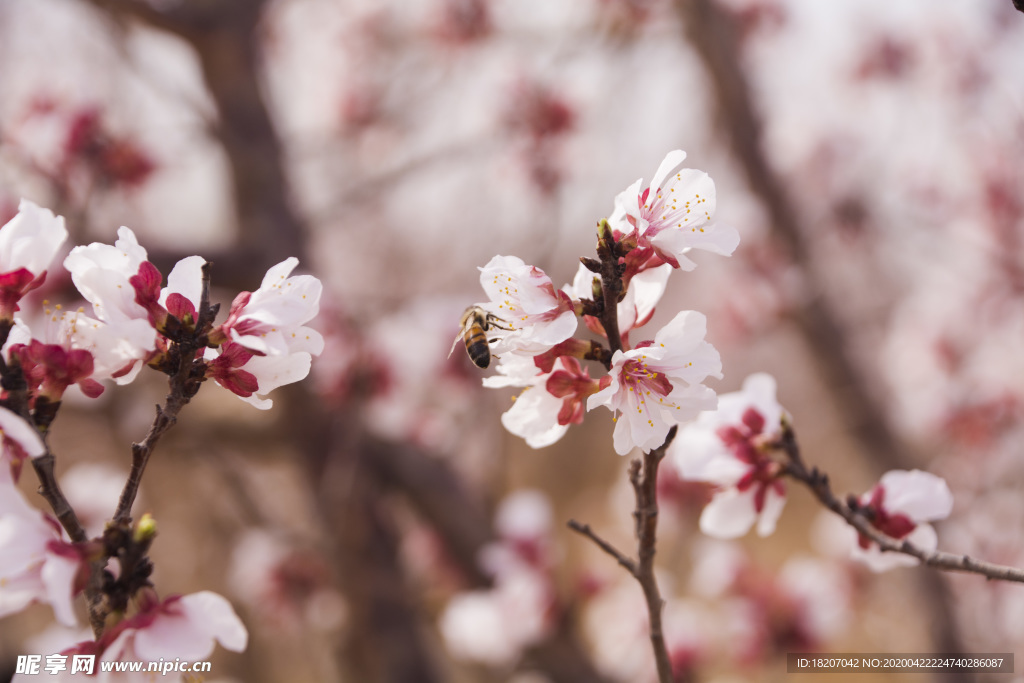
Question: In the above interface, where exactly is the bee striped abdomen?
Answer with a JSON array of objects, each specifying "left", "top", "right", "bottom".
[
  {"left": 454, "top": 305, "right": 510, "bottom": 370},
  {"left": 465, "top": 326, "right": 491, "bottom": 368}
]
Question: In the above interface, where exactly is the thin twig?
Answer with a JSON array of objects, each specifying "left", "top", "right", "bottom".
[
  {"left": 631, "top": 429, "right": 676, "bottom": 683},
  {"left": 780, "top": 427, "right": 1024, "bottom": 584},
  {"left": 113, "top": 264, "right": 214, "bottom": 524},
  {"left": 569, "top": 428, "right": 678, "bottom": 683},
  {"left": 0, "top": 346, "right": 88, "bottom": 543},
  {"left": 566, "top": 520, "right": 637, "bottom": 575},
  {"left": 595, "top": 222, "right": 624, "bottom": 355},
  {"left": 31, "top": 453, "right": 88, "bottom": 543}
]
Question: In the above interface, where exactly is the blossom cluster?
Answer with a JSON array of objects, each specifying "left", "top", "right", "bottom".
[
  {"left": 668, "top": 373, "right": 954, "bottom": 572},
  {"left": 0, "top": 200, "right": 322, "bottom": 421},
  {"left": 0, "top": 199, "right": 323, "bottom": 669},
  {"left": 465, "top": 150, "right": 739, "bottom": 456},
  {"left": 461, "top": 150, "right": 956, "bottom": 575}
]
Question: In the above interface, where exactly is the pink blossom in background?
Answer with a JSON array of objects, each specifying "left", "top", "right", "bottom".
[
  {"left": 848, "top": 469, "right": 953, "bottom": 572},
  {"left": 671, "top": 373, "right": 788, "bottom": 538},
  {"left": 439, "top": 490, "right": 556, "bottom": 666},
  {"left": 229, "top": 529, "right": 346, "bottom": 631}
]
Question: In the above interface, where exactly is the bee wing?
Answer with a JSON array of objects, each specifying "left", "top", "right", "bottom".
[{"left": 448, "top": 327, "right": 464, "bottom": 359}]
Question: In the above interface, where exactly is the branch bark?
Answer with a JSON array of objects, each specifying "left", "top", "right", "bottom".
[
  {"left": 83, "top": 0, "right": 307, "bottom": 281},
  {"left": 569, "top": 427, "right": 678, "bottom": 683},
  {"left": 781, "top": 427, "right": 1024, "bottom": 584}
]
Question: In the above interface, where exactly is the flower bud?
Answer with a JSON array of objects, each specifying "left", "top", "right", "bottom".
[{"left": 134, "top": 513, "right": 158, "bottom": 543}]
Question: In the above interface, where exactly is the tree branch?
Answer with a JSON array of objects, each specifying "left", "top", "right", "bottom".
[
  {"left": 30, "top": 452, "right": 88, "bottom": 543},
  {"left": 113, "top": 264, "right": 214, "bottom": 524},
  {"left": 567, "top": 519, "right": 637, "bottom": 575},
  {"left": 780, "top": 427, "right": 1024, "bottom": 584},
  {"left": 569, "top": 427, "right": 678, "bottom": 683},
  {"left": 596, "top": 220, "right": 625, "bottom": 355}
]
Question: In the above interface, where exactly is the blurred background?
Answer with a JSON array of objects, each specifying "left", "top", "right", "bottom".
[{"left": 1, "top": 0, "right": 1023, "bottom": 681}]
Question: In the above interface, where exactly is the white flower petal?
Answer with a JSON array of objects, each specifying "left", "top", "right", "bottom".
[
  {"left": 699, "top": 488, "right": 759, "bottom": 539},
  {"left": 500, "top": 386, "right": 569, "bottom": 449},
  {"left": 756, "top": 486, "right": 787, "bottom": 537},
  {"left": 161, "top": 255, "right": 205, "bottom": 308},
  {"left": 41, "top": 552, "right": 80, "bottom": 627},
  {"left": 878, "top": 470, "right": 953, "bottom": 522},
  {"left": 0, "top": 405, "right": 45, "bottom": 458},
  {"left": 649, "top": 150, "right": 689, "bottom": 193},
  {"left": 0, "top": 200, "right": 68, "bottom": 275}
]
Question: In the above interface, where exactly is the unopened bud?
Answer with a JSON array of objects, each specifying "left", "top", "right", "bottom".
[
  {"left": 134, "top": 513, "right": 157, "bottom": 543},
  {"left": 596, "top": 219, "right": 616, "bottom": 261},
  {"left": 590, "top": 276, "right": 603, "bottom": 301}
]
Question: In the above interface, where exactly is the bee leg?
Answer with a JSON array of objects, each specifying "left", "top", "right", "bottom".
[{"left": 485, "top": 314, "right": 514, "bottom": 331}]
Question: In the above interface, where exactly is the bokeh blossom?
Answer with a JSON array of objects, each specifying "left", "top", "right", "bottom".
[
  {"left": 848, "top": 469, "right": 954, "bottom": 572},
  {"left": 0, "top": 200, "right": 67, "bottom": 321},
  {"left": 671, "top": 373, "right": 788, "bottom": 538}
]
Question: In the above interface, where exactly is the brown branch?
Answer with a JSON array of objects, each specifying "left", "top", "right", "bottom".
[
  {"left": 567, "top": 519, "right": 637, "bottom": 575},
  {"left": 82, "top": 0, "right": 306, "bottom": 270},
  {"left": 569, "top": 427, "right": 678, "bottom": 683},
  {"left": 631, "top": 431, "right": 676, "bottom": 683},
  {"left": 781, "top": 427, "right": 1024, "bottom": 584},
  {"left": 30, "top": 452, "right": 88, "bottom": 543},
  {"left": 113, "top": 404, "right": 178, "bottom": 525},
  {"left": 0, "top": 350, "right": 88, "bottom": 543},
  {"left": 113, "top": 264, "right": 214, "bottom": 525},
  {"left": 596, "top": 220, "right": 625, "bottom": 355}
]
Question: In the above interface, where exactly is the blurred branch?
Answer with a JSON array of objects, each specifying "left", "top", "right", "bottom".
[
  {"left": 781, "top": 426, "right": 1024, "bottom": 583},
  {"left": 114, "top": 263, "right": 215, "bottom": 525},
  {"left": 311, "top": 136, "right": 495, "bottom": 225},
  {"left": 364, "top": 436, "right": 494, "bottom": 586},
  {"left": 364, "top": 433, "right": 616, "bottom": 683},
  {"left": 566, "top": 520, "right": 636, "bottom": 574},
  {"left": 85, "top": 0, "right": 262, "bottom": 35},
  {"left": 82, "top": 0, "right": 307, "bottom": 271},
  {"left": 285, "top": 387, "right": 612, "bottom": 683},
  {"left": 302, "top": 409, "right": 444, "bottom": 683},
  {"left": 676, "top": 0, "right": 911, "bottom": 475},
  {"left": 674, "top": 0, "right": 970, "bottom": 672},
  {"left": 569, "top": 428, "right": 679, "bottom": 683}
]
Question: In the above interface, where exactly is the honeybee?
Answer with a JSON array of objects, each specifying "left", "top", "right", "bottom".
[{"left": 449, "top": 305, "right": 512, "bottom": 369}]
